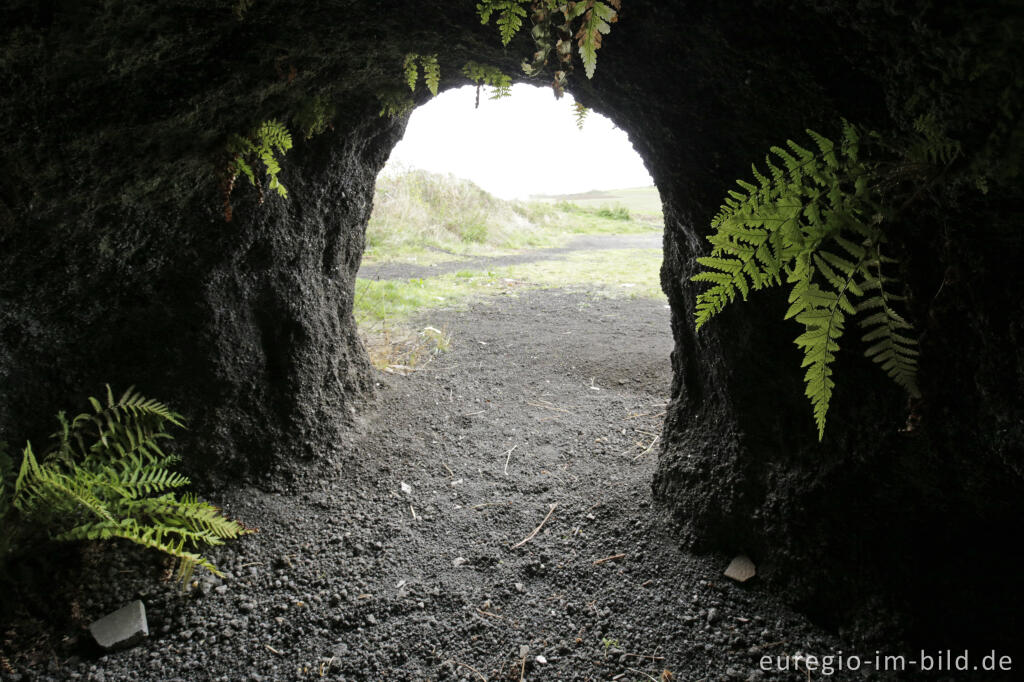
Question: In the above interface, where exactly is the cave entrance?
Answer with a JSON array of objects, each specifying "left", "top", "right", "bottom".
[{"left": 355, "top": 83, "right": 669, "bottom": 385}]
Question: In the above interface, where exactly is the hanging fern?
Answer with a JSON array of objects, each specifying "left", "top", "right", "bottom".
[
  {"left": 462, "top": 61, "right": 513, "bottom": 106},
  {"left": 223, "top": 119, "right": 294, "bottom": 221},
  {"left": 692, "top": 122, "right": 922, "bottom": 439},
  {"left": 476, "top": 0, "right": 529, "bottom": 46},
  {"left": 572, "top": 101, "right": 589, "bottom": 130},
  {"left": 292, "top": 95, "right": 336, "bottom": 140},
  {"left": 1, "top": 387, "right": 251, "bottom": 584},
  {"left": 573, "top": 0, "right": 619, "bottom": 79},
  {"left": 478, "top": 0, "right": 621, "bottom": 94},
  {"left": 403, "top": 53, "right": 441, "bottom": 96}
]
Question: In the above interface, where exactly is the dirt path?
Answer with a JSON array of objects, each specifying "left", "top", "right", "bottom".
[
  {"left": 358, "top": 233, "right": 663, "bottom": 281},
  {"left": 18, "top": 280, "right": 859, "bottom": 682}
]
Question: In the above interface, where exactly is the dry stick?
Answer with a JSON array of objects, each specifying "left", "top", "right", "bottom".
[
  {"left": 623, "top": 653, "right": 666, "bottom": 661},
  {"left": 503, "top": 444, "right": 518, "bottom": 475},
  {"left": 472, "top": 501, "right": 512, "bottom": 510},
  {"left": 526, "top": 400, "right": 571, "bottom": 414},
  {"left": 626, "top": 411, "right": 667, "bottom": 420},
  {"left": 633, "top": 434, "right": 660, "bottom": 461},
  {"left": 511, "top": 503, "right": 558, "bottom": 549},
  {"left": 625, "top": 668, "right": 660, "bottom": 682},
  {"left": 449, "top": 660, "right": 488, "bottom": 682},
  {"left": 409, "top": 504, "right": 418, "bottom": 520},
  {"left": 475, "top": 608, "right": 504, "bottom": 620},
  {"left": 593, "top": 553, "right": 626, "bottom": 565}
]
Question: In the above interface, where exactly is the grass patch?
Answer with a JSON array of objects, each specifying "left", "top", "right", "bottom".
[
  {"left": 364, "top": 170, "right": 658, "bottom": 264},
  {"left": 354, "top": 248, "right": 663, "bottom": 327},
  {"left": 534, "top": 186, "right": 663, "bottom": 223},
  {"left": 496, "top": 248, "right": 663, "bottom": 299}
]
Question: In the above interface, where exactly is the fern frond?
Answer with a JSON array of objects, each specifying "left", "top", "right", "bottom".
[
  {"left": 7, "top": 387, "right": 251, "bottom": 581},
  {"left": 58, "top": 519, "right": 223, "bottom": 579},
  {"left": 693, "top": 121, "right": 921, "bottom": 438},
  {"left": 421, "top": 54, "right": 441, "bottom": 96},
  {"left": 857, "top": 248, "right": 921, "bottom": 397},
  {"left": 576, "top": 1, "right": 617, "bottom": 78},
  {"left": 477, "top": 0, "right": 529, "bottom": 45},
  {"left": 573, "top": 101, "right": 589, "bottom": 130},
  {"left": 403, "top": 53, "right": 419, "bottom": 92}
]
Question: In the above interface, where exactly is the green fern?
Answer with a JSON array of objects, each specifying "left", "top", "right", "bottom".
[
  {"left": 1, "top": 387, "right": 251, "bottom": 584},
  {"left": 227, "top": 119, "right": 293, "bottom": 200},
  {"left": 477, "top": 0, "right": 529, "bottom": 45},
  {"left": 292, "top": 95, "right": 335, "bottom": 140},
  {"left": 403, "top": 54, "right": 442, "bottom": 97},
  {"left": 462, "top": 61, "right": 513, "bottom": 105},
  {"left": 478, "top": 0, "right": 621, "bottom": 88},
  {"left": 693, "top": 122, "right": 922, "bottom": 439},
  {"left": 574, "top": 0, "right": 619, "bottom": 79},
  {"left": 573, "top": 101, "right": 589, "bottom": 130}
]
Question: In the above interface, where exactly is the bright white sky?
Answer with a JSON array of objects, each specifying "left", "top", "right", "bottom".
[{"left": 381, "top": 83, "right": 654, "bottom": 200}]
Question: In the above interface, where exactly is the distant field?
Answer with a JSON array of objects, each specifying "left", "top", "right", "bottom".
[{"left": 531, "top": 186, "right": 663, "bottom": 222}]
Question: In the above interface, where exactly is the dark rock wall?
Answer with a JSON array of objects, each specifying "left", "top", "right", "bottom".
[{"left": 1, "top": 0, "right": 1020, "bottom": 649}]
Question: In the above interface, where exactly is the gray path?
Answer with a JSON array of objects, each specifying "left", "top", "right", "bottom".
[{"left": 358, "top": 232, "right": 663, "bottom": 281}]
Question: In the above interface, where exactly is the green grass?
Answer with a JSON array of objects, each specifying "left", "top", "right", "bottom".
[
  {"left": 355, "top": 248, "right": 664, "bottom": 325},
  {"left": 364, "top": 170, "right": 659, "bottom": 265},
  {"left": 533, "top": 186, "right": 663, "bottom": 223}
]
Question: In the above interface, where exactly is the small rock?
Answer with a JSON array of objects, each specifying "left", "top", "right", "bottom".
[
  {"left": 452, "top": 557, "right": 468, "bottom": 567},
  {"left": 89, "top": 600, "right": 149, "bottom": 652},
  {"left": 724, "top": 555, "right": 757, "bottom": 583},
  {"left": 400, "top": 482, "right": 412, "bottom": 495},
  {"left": 535, "top": 655, "right": 547, "bottom": 665},
  {"left": 514, "top": 583, "right": 525, "bottom": 593},
  {"left": 519, "top": 645, "right": 529, "bottom": 658},
  {"left": 707, "top": 607, "right": 719, "bottom": 625}
]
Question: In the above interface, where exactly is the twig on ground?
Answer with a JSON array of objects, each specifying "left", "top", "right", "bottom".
[
  {"left": 511, "top": 502, "right": 558, "bottom": 549},
  {"left": 623, "top": 653, "right": 666, "bottom": 661},
  {"left": 472, "top": 501, "right": 512, "bottom": 510},
  {"left": 442, "top": 460, "right": 455, "bottom": 477},
  {"left": 503, "top": 444, "right": 518, "bottom": 475},
  {"left": 526, "top": 400, "right": 571, "bottom": 414},
  {"left": 265, "top": 644, "right": 284, "bottom": 656},
  {"left": 633, "top": 434, "right": 660, "bottom": 461},
  {"left": 446, "top": 660, "right": 488, "bottom": 681},
  {"left": 625, "top": 668, "right": 659, "bottom": 682},
  {"left": 320, "top": 656, "right": 335, "bottom": 677},
  {"left": 593, "top": 553, "right": 626, "bottom": 565},
  {"left": 475, "top": 608, "right": 504, "bottom": 620},
  {"left": 410, "top": 504, "right": 418, "bottom": 520},
  {"left": 626, "top": 411, "right": 666, "bottom": 420}
]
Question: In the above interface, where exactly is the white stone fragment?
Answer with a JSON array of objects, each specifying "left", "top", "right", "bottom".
[
  {"left": 89, "top": 600, "right": 149, "bottom": 651},
  {"left": 724, "top": 555, "right": 757, "bottom": 583}
]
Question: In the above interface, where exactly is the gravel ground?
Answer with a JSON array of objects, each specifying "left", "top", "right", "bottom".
[{"left": 5, "top": 286, "right": 922, "bottom": 681}]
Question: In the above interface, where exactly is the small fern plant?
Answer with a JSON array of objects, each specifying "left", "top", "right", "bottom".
[
  {"left": 223, "top": 119, "right": 293, "bottom": 221},
  {"left": 692, "top": 121, "right": 921, "bottom": 439},
  {"left": 0, "top": 387, "right": 251, "bottom": 585}
]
